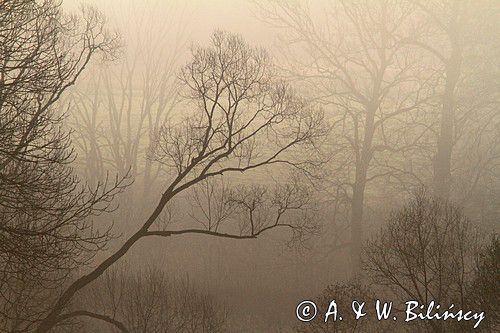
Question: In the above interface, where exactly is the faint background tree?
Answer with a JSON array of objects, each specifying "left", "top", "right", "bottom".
[
  {"left": 74, "top": 264, "right": 227, "bottom": 333},
  {"left": 254, "top": 0, "right": 434, "bottom": 276},
  {"left": 64, "top": 0, "right": 189, "bottom": 198},
  {"left": 404, "top": 0, "right": 500, "bottom": 202}
]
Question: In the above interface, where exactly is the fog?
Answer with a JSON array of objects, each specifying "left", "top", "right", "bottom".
[{"left": 1, "top": 0, "right": 499, "bottom": 332}]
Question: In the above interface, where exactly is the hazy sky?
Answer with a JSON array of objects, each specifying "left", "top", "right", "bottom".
[{"left": 64, "top": 0, "right": 280, "bottom": 52}]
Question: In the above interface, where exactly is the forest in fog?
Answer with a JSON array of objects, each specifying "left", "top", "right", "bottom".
[{"left": 0, "top": 0, "right": 499, "bottom": 332}]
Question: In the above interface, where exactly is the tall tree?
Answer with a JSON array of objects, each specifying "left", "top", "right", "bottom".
[
  {"left": 255, "top": 0, "right": 431, "bottom": 276},
  {"left": 34, "top": 31, "right": 327, "bottom": 332},
  {"left": 406, "top": 0, "right": 500, "bottom": 200},
  {"left": 0, "top": 1, "right": 127, "bottom": 331}
]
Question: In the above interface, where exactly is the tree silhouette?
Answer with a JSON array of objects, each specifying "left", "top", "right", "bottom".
[
  {"left": 33, "top": 31, "right": 328, "bottom": 332},
  {"left": 0, "top": 1, "right": 128, "bottom": 331}
]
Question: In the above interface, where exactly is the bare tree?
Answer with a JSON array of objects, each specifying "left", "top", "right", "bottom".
[
  {"left": 76, "top": 264, "right": 227, "bottom": 333},
  {"left": 300, "top": 192, "right": 495, "bottom": 333},
  {"left": 404, "top": 0, "right": 500, "bottom": 200},
  {"left": 255, "top": 0, "right": 433, "bottom": 276},
  {"left": 33, "top": 30, "right": 327, "bottom": 332},
  {"left": 0, "top": 1, "right": 128, "bottom": 331},
  {"left": 364, "top": 191, "right": 481, "bottom": 332},
  {"left": 65, "top": 1, "right": 188, "bottom": 197},
  {"left": 468, "top": 235, "right": 499, "bottom": 332}
]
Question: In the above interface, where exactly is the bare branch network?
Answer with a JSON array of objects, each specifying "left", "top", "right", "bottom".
[{"left": 32, "top": 30, "right": 328, "bottom": 332}]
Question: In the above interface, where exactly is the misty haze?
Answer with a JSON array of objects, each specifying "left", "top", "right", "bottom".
[{"left": 0, "top": 0, "right": 499, "bottom": 332}]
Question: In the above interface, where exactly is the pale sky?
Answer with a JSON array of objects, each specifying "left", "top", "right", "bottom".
[{"left": 63, "top": 0, "right": 280, "bottom": 53}]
